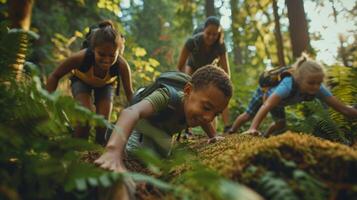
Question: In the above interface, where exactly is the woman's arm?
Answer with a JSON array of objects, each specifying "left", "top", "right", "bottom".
[
  {"left": 95, "top": 100, "right": 155, "bottom": 172},
  {"left": 323, "top": 96, "right": 357, "bottom": 118},
  {"left": 46, "top": 50, "right": 84, "bottom": 93},
  {"left": 176, "top": 46, "right": 190, "bottom": 72},
  {"left": 118, "top": 57, "right": 134, "bottom": 102},
  {"left": 218, "top": 52, "right": 230, "bottom": 77},
  {"left": 248, "top": 94, "right": 282, "bottom": 133}
]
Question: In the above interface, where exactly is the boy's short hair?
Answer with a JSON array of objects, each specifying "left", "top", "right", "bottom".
[{"left": 191, "top": 65, "right": 232, "bottom": 97}]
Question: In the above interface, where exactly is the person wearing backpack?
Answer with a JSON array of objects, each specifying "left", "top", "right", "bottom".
[
  {"left": 226, "top": 54, "right": 357, "bottom": 136},
  {"left": 46, "top": 20, "right": 134, "bottom": 145},
  {"left": 95, "top": 65, "right": 232, "bottom": 173},
  {"left": 176, "top": 16, "right": 231, "bottom": 133}
]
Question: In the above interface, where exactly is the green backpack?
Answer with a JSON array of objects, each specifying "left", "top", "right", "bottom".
[
  {"left": 130, "top": 71, "right": 191, "bottom": 143},
  {"left": 131, "top": 71, "right": 191, "bottom": 107}
]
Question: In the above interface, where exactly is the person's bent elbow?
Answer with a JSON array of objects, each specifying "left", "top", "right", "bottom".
[
  {"left": 342, "top": 106, "right": 357, "bottom": 118},
  {"left": 46, "top": 74, "right": 60, "bottom": 93}
]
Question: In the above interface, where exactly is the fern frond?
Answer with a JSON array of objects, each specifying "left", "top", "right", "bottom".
[
  {"left": 0, "top": 24, "right": 39, "bottom": 79},
  {"left": 258, "top": 171, "right": 298, "bottom": 200},
  {"left": 327, "top": 65, "right": 357, "bottom": 138}
]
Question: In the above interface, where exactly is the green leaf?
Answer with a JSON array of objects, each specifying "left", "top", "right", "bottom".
[
  {"left": 75, "top": 178, "right": 87, "bottom": 191},
  {"left": 87, "top": 177, "right": 98, "bottom": 187},
  {"left": 218, "top": 180, "right": 263, "bottom": 200},
  {"left": 126, "top": 172, "right": 173, "bottom": 191},
  {"left": 99, "top": 173, "right": 112, "bottom": 187}
]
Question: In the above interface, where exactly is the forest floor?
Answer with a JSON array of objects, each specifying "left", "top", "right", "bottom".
[{"left": 86, "top": 132, "right": 357, "bottom": 200}]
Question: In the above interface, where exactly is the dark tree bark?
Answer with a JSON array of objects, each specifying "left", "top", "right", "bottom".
[
  {"left": 272, "top": 0, "right": 286, "bottom": 66},
  {"left": 230, "top": 0, "right": 243, "bottom": 70},
  {"left": 9, "top": 0, "right": 33, "bottom": 30},
  {"left": 286, "top": 0, "right": 310, "bottom": 58},
  {"left": 205, "top": 0, "right": 215, "bottom": 17}
]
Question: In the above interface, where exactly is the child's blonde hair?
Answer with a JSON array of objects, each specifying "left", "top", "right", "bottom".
[{"left": 292, "top": 53, "right": 325, "bottom": 81}]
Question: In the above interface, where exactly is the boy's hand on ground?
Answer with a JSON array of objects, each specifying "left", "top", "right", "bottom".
[
  {"left": 94, "top": 149, "right": 127, "bottom": 173},
  {"left": 94, "top": 149, "right": 138, "bottom": 198},
  {"left": 207, "top": 135, "right": 225, "bottom": 144}
]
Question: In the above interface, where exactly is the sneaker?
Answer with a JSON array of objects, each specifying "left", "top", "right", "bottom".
[
  {"left": 182, "top": 130, "right": 193, "bottom": 139},
  {"left": 223, "top": 125, "right": 232, "bottom": 133}
]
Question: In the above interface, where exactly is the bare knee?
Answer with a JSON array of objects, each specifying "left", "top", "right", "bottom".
[
  {"left": 75, "top": 93, "right": 93, "bottom": 110},
  {"left": 275, "top": 120, "right": 286, "bottom": 129},
  {"left": 95, "top": 98, "right": 112, "bottom": 118}
]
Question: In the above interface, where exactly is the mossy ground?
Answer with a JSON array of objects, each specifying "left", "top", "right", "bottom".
[{"left": 86, "top": 132, "right": 357, "bottom": 199}]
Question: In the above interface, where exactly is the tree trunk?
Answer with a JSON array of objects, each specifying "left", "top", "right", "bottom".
[
  {"left": 205, "top": 0, "right": 215, "bottom": 17},
  {"left": 286, "top": 0, "right": 310, "bottom": 58},
  {"left": 7, "top": 0, "right": 34, "bottom": 80},
  {"left": 272, "top": 0, "right": 285, "bottom": 67},
  {"left": 9, "top": 0, "right": 33, "bottom": 30},
  {"left": 230, "top": 0, "right": 243, "bottom": 71}
]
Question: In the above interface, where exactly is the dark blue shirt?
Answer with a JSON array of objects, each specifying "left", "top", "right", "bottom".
[{"left": 185, "top": 33, "right": 226, "bottom": 71}]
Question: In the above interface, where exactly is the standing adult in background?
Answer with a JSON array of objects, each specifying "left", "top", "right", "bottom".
[{"left": 177, "top": 16, "right": 231, "bottom": 133}]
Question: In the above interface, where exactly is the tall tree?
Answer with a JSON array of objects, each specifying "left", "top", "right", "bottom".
[
  {"left": 230, "top": 0, "right": 243, "bottom": 69},
  {"left": 272, "top": 0, "right": 285, "bottom": 66},
  {"left": 9, "top": 0, "right": 33, "bottom": 30},
  {"left": 205, "top": 0, "right": 215, "bottom": 17},
  {"left": 286, "top": 0, "right": 310, "bottom": 58}
]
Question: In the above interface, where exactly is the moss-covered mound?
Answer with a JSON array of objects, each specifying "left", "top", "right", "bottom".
[
  {"left": 195, "top": 132, "right": 357, "bottom": 179},
  {"left": 86, "top": 132, "right": 357, "bottom": 199},
  {"left": 181, "top": 131, "right": 357, "bottom": 199}
]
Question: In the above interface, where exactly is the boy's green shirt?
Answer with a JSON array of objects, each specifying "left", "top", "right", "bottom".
[{"left": 143, "top": 88, "right": 187, "bottom": 135}]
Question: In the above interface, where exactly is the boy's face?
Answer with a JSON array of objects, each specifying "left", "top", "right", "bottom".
[{"left": 183, "top": 83, "right": 229, "bottom": 127}]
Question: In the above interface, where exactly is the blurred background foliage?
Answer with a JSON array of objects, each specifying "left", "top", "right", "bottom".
[{"left": 0, "top": 0, "right": 356, "bottom": 199}]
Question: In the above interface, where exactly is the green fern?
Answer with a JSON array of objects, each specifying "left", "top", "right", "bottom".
[
  {"left": 293, "top": 170, "right": 328, "bottom": 200},
  {"left": 0, "top": 21, "right": 115, "bottom": 199},
  {"left": 0, "top": 25, "right": 39, "bottom": 78},
  {"left": 259, "top": 171, "right": 298, "bottom": 200},
  {"left": 313, "top": 119, "right": 350, "bottom": 145},
  {"left": 246, "top": 158, "right": 328, "bottom": 200},
  {"left": 327, "top": 65, "right": 357, "bottom": 138},
  {"left": 288, "top": 100, "right": 349, "bottom": 144}
]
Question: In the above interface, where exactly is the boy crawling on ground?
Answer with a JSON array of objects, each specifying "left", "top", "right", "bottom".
[{"left": 95, "top": 65, "right": 232, "bottom": 173}]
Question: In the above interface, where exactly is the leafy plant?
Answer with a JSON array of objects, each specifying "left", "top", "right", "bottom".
[
  {"left": 0, "top": 22, "right": 171, "bottom": 200},
  {"left": 326, "top": 65, "right": 357, "bottom": 139}
]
